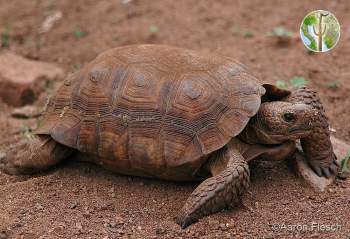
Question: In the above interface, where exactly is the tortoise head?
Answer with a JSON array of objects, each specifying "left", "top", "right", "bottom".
[{"left": 250, "top": 101, "right": 316, "bottom": 144}]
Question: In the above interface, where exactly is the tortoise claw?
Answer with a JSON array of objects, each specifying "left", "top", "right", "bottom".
[
  {"left": 310, "top": 164, "right": 323, "bottom": 177},
  {"left": 322, "top": 168, "right": 331, "bottom": 178},
  {"left": 175, "top": 213, "right": 195, "bottom": 229},
  {"left": 333, "top": 159, "right": 340, "bottom": 167},
  {"left": 329, "top": 162, "right": 339, "bottom": 174}
]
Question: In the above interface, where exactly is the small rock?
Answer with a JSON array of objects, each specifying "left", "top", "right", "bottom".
[
  {"left": 40, "top": 11, "right": 62, "bottom": 33},
  {"left": 69, "top": 201, "right": 78, "bottom": 209},
  {"left": 83, "top": 207, "right": 92, "bottom": 218},
  {"left": 109, "top": 222, "right": 117, "bottom": 228},
  {"left": 49, "top": 225, "right": 65, "bottom": 235},
  {"left": 155, "top": 227, "right": 166, "bottom": 235},
  {"left": 307, "top": 195, "right": 315, "bottom": 200},
  {"left": 108, "top": 227, "right": 118, "bottom": 234},
  {"left": 12, "top": 221, "right": 22, "bottom": 228},
  {"left": 76, "top": 222, "right": 83, "bottom": 230},
  {"left": 11, "top": 105, "right": 42, "bottom": 119},
  {"left": 219, "top": 223, "right": 228, "bottom": 231},
  {"left": 338, "top": 171, "right": 350, "bottom": 179},
  {"left": 34, "top": 203, "right": 44, "bottom": 211},
  {"left": 208, "top": 219, "right": 219, "bottom": 228},
  {"left": 0, "top": 52, "right": 64, "bottom": 106},
  {"left": 103, "top": 221, "right": 110, "bottom": 228}
]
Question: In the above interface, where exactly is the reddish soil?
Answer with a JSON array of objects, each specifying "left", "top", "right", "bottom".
[{"left": 0, "top": 0, "right": 349, "bottom": 238}]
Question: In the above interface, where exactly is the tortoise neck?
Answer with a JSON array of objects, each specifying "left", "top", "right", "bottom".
[{"left": 239, "top": 118, "right": 278, "bottom": 145}]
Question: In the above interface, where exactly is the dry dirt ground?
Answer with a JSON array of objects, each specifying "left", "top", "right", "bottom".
[{"left": 0, "top": 0, "right": 350, "bottom": 238}]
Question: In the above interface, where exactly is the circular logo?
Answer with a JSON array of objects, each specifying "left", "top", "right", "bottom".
[{"left": 300, "top": 10, "right": 340, "bottom": 52}]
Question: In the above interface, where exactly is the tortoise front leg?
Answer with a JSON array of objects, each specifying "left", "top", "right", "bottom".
[
  {"left": 175, "top": 145, "right": 249, "bottom": 228},
  {"left": 0, "top": 135, "right": 73, "bottom": 175},
  {"left": 284, "top": 87, "right": 338, "bottom": 177}
]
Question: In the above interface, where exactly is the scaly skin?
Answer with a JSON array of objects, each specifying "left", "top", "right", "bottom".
[
  {"left": 284, "top": 87, "right": 338, "bottom": 177},
  {"left": 0, "top": 135, "right": 73, "bottom": 175},
  {"left": 176, "top": 145, "right": 249, "bottom": 228}
]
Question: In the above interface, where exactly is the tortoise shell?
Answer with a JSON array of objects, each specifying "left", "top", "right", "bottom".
[{"left": 36, "top": 45, "right": 272, "bottom": 180}]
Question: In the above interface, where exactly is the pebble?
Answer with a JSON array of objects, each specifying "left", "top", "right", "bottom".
[
  {"left": 307, "top": 195, "right": 315, "bottom": 200},
  {"left": 39, "top": 11, "right": 62, "bottom": 33},
  {"left": 338, "top": 171, "right": 349, "bottom": 179},
  {"left": 219, "top": 223, "right": 228, "bottom": 231},
  {"left": 11, "top": 106, "right": 41, "bottom": 119},
  {"left": 76, "top": 222, "right": 83, "bottom": 230},
  {"left": 100, "top": 204, "right": 108, "bottom": 210},
  {"left": 103, "top": 220, "right": 110, "bottom": 228},
  {"left": 209, "top": 219, "right": 219, "bottom": 227},
  {"left": 50, "top": 225, "right": 65, "bottom": 235},
  {"left": 69, "top": 201, "right": 78, "bottom": 209},
  {"left": 35, "top": 203, "right": 44, "bottom": 211},
  {"left": 109, "top": 222, "right": 117, "bottom": 228},
  {"left": 155, "top": 227, "right": 166, "bottom": 235}
]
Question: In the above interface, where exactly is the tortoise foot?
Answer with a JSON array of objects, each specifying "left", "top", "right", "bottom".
[
  {"left": 0, "top": 154, "right": 23, "bottom": 175},
  {"left": 307, "top": 154, "right": 339, "bottom": 178},
  {"left": 0, "top": 142, "right": 29, "bottom": 175},
  {"left": 0, "top": 135, "right": 73, "bottom": 175}
]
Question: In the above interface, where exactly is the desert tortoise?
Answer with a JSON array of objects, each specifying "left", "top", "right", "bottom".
[{"left": 0, "top": 45, "right": 338, "bottom": 228}]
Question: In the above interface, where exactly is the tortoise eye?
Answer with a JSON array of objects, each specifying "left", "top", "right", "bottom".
[{"left": 283, "top": 112, "right": 295, "bottom": 122}]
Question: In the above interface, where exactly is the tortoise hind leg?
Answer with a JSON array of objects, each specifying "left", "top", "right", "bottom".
[
  {"left": 175, "top": 144, "right": 249, "bottom": 228},
  {"left": 0, "top": 135, "right": 73, "bottom": 175}
]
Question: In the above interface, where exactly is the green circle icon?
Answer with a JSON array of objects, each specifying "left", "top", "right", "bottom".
[{"left": 300, "top": 10, "right": 340, "bottom": 52}]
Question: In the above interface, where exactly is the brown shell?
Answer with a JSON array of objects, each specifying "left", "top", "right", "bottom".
[{"left": 36, "top": 45, "right": 267, "bottom": 179}]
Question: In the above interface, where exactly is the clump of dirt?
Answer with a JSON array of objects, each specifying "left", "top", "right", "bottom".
[{"left": 0, "top": 0, "right": 349, "bottom": 238}]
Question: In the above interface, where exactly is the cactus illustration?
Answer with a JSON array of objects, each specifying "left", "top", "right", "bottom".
[
  {"left": 300, "top": 10, "right": 340, "bottom": 52},
  {"left": 312, "top": 11, "right": 329, "bottom": 51}
]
